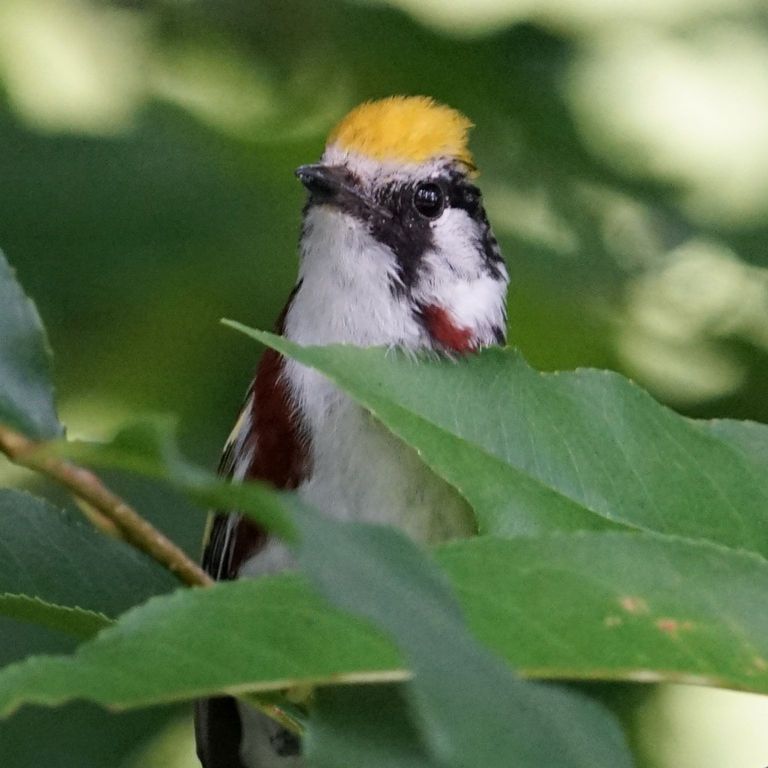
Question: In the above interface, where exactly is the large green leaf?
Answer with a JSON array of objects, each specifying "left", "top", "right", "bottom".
[
  {"left": 0, "top": 490, "right": 176, "bottom": 628},
  {"left": 233, "top": 328, "right": 768, "bottom": 558},
  {"left": 438, "top": 533, "right": 768, "bottom": 690},
  {"left": 0, "top": 530, "right": 634, "bottom": 767},
  {"left": 0, "top": 424, "right": 635, "bottom": 766},
  {"left": 0, "top": 251, "right": 60, "bottom": 440},
  {"left": 1, "top": 529, "right": 765, "bottom": 720},
  {"left": 294, "top": 511, "right": 633, "bottom": 768},
  {"left": 0, "top": 574, "right": 402, "bottom": 716}
]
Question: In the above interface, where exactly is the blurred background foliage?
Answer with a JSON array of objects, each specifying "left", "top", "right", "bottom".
[{"left": 1, "top": 0, "right": 767, "bottom": 766}]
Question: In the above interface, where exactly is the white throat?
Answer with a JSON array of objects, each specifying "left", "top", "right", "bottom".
[{"left": 283, "top": 206, "right": 424, "bottom": 349}]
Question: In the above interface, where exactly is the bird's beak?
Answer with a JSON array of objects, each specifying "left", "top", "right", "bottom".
[
  {"left": 295, "top": 163, "right": 391, "bottom": 221},
  {"left": 295, "top": 163, "right": 371, "bottom": 208},
  {"left": 295, "top": 164, "right": 347, "bottom": 198},
  {"left": 296, "top": 163, "right": 353, "bottom": 202}
]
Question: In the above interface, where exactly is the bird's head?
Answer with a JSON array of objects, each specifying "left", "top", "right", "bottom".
[{"left": 292, "top": 96, "right": 507, "bottom": 351}]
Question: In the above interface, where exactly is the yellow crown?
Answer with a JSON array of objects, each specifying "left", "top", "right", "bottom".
[{"left": 327, "top": 96, "right": 474, "bottom": 166}]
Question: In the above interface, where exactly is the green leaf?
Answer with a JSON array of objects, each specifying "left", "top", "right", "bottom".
[
  {"left": 702, "top": 418, "right": 768, "bottom": 466},
  {"left": 305, "top": 684, "right": 438, "bottom": 768},
  {"left": 3, "top": 527, "right": 763, "bottom": 715},
  {"left": 294, "top": 511, "right": 633, "bottom": 768},
  {"left": 0, "top": 575, "right": 403, "bottom": 716},
  {"left": 0, "top": 250, "right": 60, "bottom": 439},
  {"left": 0, "top": 429, "right": 635, "bottom": 768},
  {"left": 7, "top": 404, "right": 768, "bottom": 759},
  {"left": 437, "top": 532, "right": 768, "bottom": 691},
  {"left": 0, "top": 525, "right": 635, "bottom": 766},
  {"left": 233, "top": 328, "right": 768, "bottom": 558},
  {"left": 7, "top": 408, "right": 768, "bottom": 701},
  {"left": 19, "top": 391, "right": 766, "bottom": 764},
  {"left": 64, "top": 420, "right": 297, "bottom": 543},
  {"left": 0, "top": 596, "right": 109, "bottom": 640},
  {"left": 0, "top": 490, "right": 176, "bottom": 625},
  {"left": 0, "top": 702, "right": 183, "bottom": 768}
]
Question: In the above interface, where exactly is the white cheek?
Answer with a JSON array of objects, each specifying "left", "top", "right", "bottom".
[
  {"left": 285, "top": 206, "right": 423, "bottom": 348},
  {"left": 282, "top": 205, "right": 426, "bottom": 447},
  {"left": 431, "top": 207, "right": 483, "bottom": 276},
  {"left": 439, "top": 275, "right": 507, "bottom": 334},
  {"left": 416, "top": 208, "right": 508, "bottom": 339}
]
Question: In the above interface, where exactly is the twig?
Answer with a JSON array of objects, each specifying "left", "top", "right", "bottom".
[
  {"left": 74, "top": 497, "right": 124, "bottom": 539},
  {"left": 0, "top": 424, "right": 213, "bottom": 587}
]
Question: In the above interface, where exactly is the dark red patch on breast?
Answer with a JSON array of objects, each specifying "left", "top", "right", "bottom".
[
  {"left": 202, "top": 290, "right": 310, "bottom": 581},
  {"left": 220, "top": 350, "right": 309, "bottom": 576},
  {"left": 421, "top": 304, "right": 477, "bottom": 353},
  {"left": 246, "top": 347, "right": 309, "bottom": 488}
]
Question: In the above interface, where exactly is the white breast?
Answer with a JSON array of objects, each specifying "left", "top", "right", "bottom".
[{"left": 281, "top": 206, "right": 474, "bottom": 543}]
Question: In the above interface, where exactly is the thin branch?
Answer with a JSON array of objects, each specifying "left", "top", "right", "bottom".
[
  {"left": 0, "top": 424, "right": 213, "bottom": 588},
  {"left": 74, "top": 497, "right": 124, "bottom": 539}
]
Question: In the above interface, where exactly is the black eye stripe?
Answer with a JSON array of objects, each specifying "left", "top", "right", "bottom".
[
  {"left": 373, "top": 178, "right": 480, "bottom": 212},
  {"left": 446, "top": 183, "right": 481, "bottom": 215},
  {"left": 304, "top": 170, "right": 502, "bottom": 289}
]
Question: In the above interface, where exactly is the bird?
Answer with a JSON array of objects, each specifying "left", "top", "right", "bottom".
[{"left": 195, "top": 95, "right": 509, "bottom": 768}]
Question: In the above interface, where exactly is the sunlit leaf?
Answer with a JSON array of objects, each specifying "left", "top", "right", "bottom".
[{"left": 234, "top": 329, "right": 768, "bottom": 558}]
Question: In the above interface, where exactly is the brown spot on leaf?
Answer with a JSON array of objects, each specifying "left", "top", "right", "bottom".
[
  {"left": 620, "top": 596, "right": 649, "bottom": 615},
  {"left": 655, "top": 618, "right": 694, "bottom": 638},
  {"left": 604, "top": 615, "right": 623, "bottom": 628}
]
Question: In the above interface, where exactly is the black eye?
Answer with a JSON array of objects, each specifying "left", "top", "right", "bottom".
[{"left": 412, "top": 182, "right": 445, "bottom": 219}]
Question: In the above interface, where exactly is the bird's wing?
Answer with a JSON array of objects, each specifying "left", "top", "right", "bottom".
[
  {"left": 197, "top": 298, "right": 308, "bottom": 768},
  {"left": 200, "top": 344, "right": 308, "bottom": 579}
]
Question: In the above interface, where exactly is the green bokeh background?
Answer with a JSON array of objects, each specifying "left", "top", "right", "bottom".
[{"left": 1, "top": 0, "right": 768, "bottom": 765}]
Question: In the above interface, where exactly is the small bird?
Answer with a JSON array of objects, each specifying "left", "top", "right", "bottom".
[{"left": 195, "top": 96, "right": 508, "bottom": 767}]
